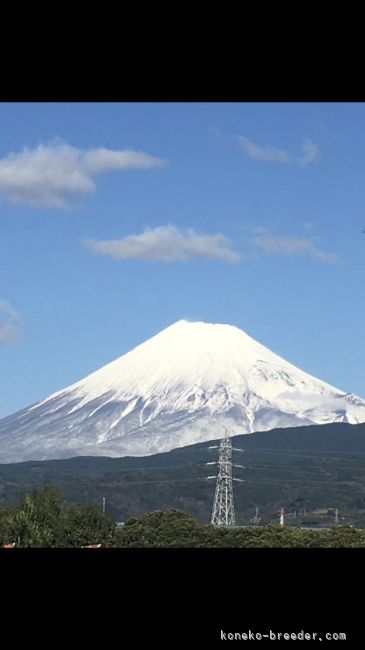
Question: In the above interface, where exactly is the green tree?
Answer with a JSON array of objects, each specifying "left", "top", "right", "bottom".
[
  {"left": 115, "top": 509, "right": 202, "bottom": 547},
  {"left": 0, "top": 485, "right": 116, "bottom": 547},
  {"left": 15, "top": 485, "right": 66, "bottom": 547},
  {"left": 65, "top": 503, "right": 115, "bottom": 547},
  {"left": 0, "top": 505, "right": 19, "bottom": 546}
]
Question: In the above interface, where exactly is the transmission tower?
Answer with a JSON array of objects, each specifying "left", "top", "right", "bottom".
[{"left": 207, "top": 435, "right": 244, "bottom": 526}]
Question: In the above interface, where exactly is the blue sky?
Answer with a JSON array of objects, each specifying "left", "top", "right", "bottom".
[{"left": 1, "top": 102, "right": 365, "bottom": 418}]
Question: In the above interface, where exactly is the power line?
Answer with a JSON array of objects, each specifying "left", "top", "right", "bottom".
[
  {"left": 244, "top": 446, "right": 365, "bottom": 458},
  {"left": 243, "top": 476, "right": 365, "bottom": 493},
  {"left": 242, "top": 463, "right": 365, "bottom": 476}
]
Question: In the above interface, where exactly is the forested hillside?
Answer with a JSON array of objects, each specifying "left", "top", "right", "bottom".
[{"left": 1, "top": 423, "right": 365, "bottom": 526}]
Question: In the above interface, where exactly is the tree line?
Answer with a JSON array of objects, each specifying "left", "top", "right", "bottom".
[
  {"left": 2, "top": 485, "right": 365, "bottom": 547},
  {"left": 0, "top": 485, "right": 115, "bottom": 547}
]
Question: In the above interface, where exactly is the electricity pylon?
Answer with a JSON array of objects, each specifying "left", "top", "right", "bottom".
[{"left": 207, "top": 434, "right": 244, "bottom": 526}]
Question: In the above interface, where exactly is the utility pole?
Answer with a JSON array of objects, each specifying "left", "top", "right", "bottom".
[
  {"left": 280, "top": 506, "right": 285, "bottom": 527},
  {"left": 335, "top": 508, "right": 339, "bottom": 525},
  {"left": 253, "top": 507, "right": 260, "bottom": 525},
  {"left": 102, "top": 496, "right": 106, "bottom": 515},
  {"left": 207, "top": 435, "right": 244, "bottom": 527}
]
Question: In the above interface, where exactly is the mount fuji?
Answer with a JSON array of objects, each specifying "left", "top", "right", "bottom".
[{"left": 1, "top": 320, "right": 365, "bottom": 463}]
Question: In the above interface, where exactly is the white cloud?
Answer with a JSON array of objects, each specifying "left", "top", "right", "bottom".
[
  {"left": 0, "top": 143, "right": 166, "bottom": 209},
  {"left": 84, "top": 225, "right": 241, "bottom": 263},
  {"left": 0, "top": 301, "right": 21, "bottom": 344},
  {"left": 298, "top": 139, "right": 320, "bottom": 168},
  {"left": 82, "top": 148, "right": 165, "bottom": 173},
  {"left": 250, "top": 234, "right": 341, "bottom": 264},
  {"left": 237, "top": 135, "right": 320, "bottom": 168},
  {"left": 237, "top": 136, "right": 290, "bottom": 163}
]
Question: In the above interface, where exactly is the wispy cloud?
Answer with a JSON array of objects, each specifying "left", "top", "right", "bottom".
[
  {"left": 298, "top": 138, "right": 320, "bottom": 168},
  {"left": 237, "top": 136, "right": 319, "bottom": 168},
  {"left": 0, "top": 142, "right": 166, "bottom": 209},
  {"left": 84, "top": 225, "right": 241, "bottom": 263},
  {"left": 0, "top": 301, "right": 21, "bottom": 345},
  {"left": 237, "top": 136, "right": 290, "bottom": 163},
  {"left": 250, "top": 234, "right": 341, "bottom": 264}
]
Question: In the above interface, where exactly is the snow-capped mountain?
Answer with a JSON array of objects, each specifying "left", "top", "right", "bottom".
[{"left": 1, "top": 320, "right": 365, "bottom": 463}]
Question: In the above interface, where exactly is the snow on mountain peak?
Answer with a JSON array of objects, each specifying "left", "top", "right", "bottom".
[{"left": 1, "top": 320, "right": 365, "bottom": 463}]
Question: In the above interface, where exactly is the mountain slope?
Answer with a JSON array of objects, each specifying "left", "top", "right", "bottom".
[
  {"left": 2, "top": 422, "right": 365, "bottom": 525},
  {"left": 1, "top": 320, "right": 365, "bottom": 462}
]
